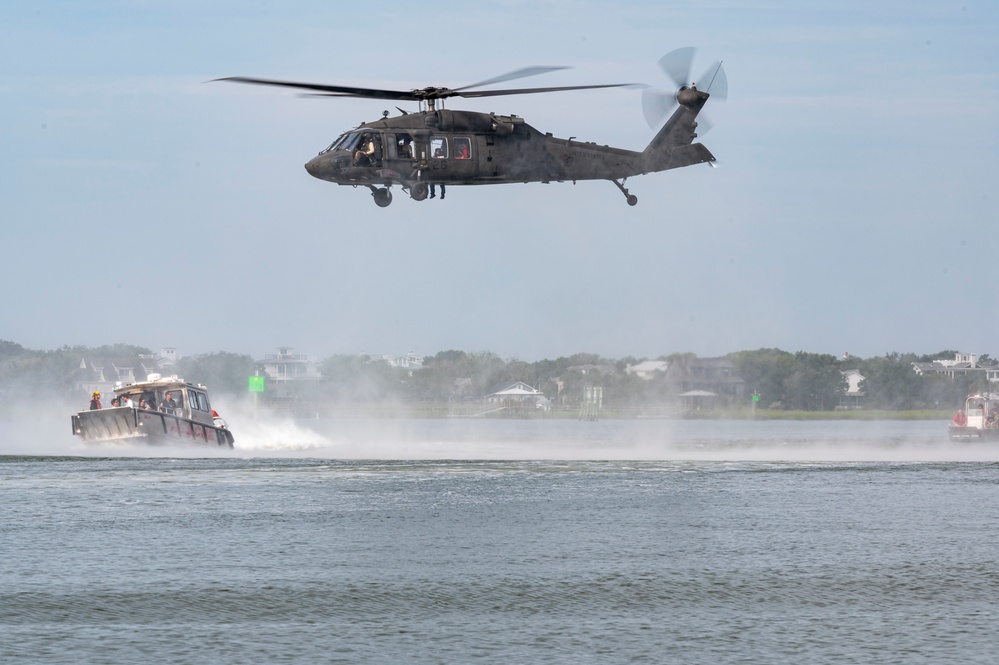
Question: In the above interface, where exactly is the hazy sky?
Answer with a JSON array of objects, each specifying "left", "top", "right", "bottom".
[{"left": 3, "top": 1, "right": 997, "bottom": 362}]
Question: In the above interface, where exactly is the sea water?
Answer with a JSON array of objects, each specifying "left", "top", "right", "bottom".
[{"left": 2, "top": 417, "right": 998, "bottom": 663}]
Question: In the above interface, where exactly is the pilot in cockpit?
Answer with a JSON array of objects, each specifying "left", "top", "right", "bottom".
[{"left": 353, "top": 134, "right": 376, "bottom": 166}]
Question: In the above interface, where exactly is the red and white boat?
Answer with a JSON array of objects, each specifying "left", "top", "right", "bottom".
[
  {"left": 72, "top": 374, "right": 235, "bottom": 448},
  {"left": 948, "top": 393, "right": 999, "bottom": 441}
]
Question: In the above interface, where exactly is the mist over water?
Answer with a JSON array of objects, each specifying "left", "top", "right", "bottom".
[
  {"left": 6, "top": 404, "right": 999, "bottom": 663},
  {"left": 6, "top": 402, "right": 998, "bottom": 462}
]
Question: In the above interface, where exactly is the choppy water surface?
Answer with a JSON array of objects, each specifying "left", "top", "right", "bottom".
[{"left": 2, "top": 418, "right": 998, "bottom": 663}]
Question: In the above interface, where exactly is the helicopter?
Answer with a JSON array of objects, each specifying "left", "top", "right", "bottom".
[{"left": 216, "top": 48, "right": 727, "bottom": 207}]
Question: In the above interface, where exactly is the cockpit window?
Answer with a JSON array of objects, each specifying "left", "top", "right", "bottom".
[
  {"left": 321, "top": 132, "right": 359, "bottom": 155},
  {"left": 340, "top": 133, "right": 361, "bottom": 151}
]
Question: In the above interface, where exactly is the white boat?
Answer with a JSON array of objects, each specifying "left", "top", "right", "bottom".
[
  {"left": 71, "top": 374, "right": 235, "bottom": 448},
  {"left": 948, "top": 393, "right": 999, "bottom": 441}
]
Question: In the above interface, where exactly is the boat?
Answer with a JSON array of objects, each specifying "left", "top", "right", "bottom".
[
  {"left": 948, "top": 393, "right": 999, "bottom": 441},
  {"left": 71, "top": 374, "right": 235, "bottom": 448}
]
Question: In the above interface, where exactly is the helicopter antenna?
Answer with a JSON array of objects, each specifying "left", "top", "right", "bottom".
[{"left": 702, "top": 61, "right": 725, "bottom": 95}]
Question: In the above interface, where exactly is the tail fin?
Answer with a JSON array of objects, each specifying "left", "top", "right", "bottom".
[{"left": 642, "top": 89, "right": 715, "bottom": 171}]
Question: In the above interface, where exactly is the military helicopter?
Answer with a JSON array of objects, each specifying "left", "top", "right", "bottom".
[{"left": 216, "top": 48, "right": 726, "bottom": 207}]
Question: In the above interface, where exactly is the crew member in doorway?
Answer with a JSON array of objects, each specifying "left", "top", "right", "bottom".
[{"left": 397, "top": 135, "right": 413, "bottom": 159}]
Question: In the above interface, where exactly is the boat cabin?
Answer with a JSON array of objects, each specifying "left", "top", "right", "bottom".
[
  {"left": 962, "top": 394, "right": 999, "bottom": 429},
  {"left": 113, "top": 374, "right": 216, "bottom": 426}
]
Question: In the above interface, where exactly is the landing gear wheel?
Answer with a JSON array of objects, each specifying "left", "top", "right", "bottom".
[
  {"left": 372, "top": 187, "right": 393, "bottom": 207},
  {"left": 612, "top": 178, "right": 638, "bottom": 206},
  {"left": 410, "top": 182, "right": 429, "bottom": 201}
]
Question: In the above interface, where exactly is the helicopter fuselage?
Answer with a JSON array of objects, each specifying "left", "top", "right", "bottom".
[
  {"left": 218, "top": 53, "right": 723, "bottom": 207},
  {"left": 304, "top": 96, "right": 713, "bottom": 207}
]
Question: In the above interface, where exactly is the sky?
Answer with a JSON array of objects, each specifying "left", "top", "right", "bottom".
[{"left": 2, "top": 0, "right": 998, "bottom": 363}]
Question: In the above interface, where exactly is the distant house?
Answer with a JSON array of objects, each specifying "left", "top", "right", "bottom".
[
  {"left": 565, "top": 363, "right": 618, "bottom": 377},
  {"left": 158, "top": 347, "right": 179, "bottom": 370},
  {"left": 912, "top": 352, "right": 999, "bottom": 383},
  {"left": 679, "top": 389, "right": 718, "bottom": 412},
  {"left": 68, "top": 355, "right": 162, "bottom": 397},
  {"left": 625, "top": 360, "right": 669, "bottom": 380},
  {"left": 381, "top": 352, "right": 424, "bottom": 371},
  {"left": 840, "top": 369, "right": 865, "bottom": 408},
  {"left": 662, "top": 357, "right": 746, "bottom": 399},
  {"left": 484, "top": 381, "right": 551, "bottom": 410},
  {"left": 257, "top": 347, "right": 323, "bottom": 385}
]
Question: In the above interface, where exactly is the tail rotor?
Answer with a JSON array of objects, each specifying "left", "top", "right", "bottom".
[{"left": 642, "top": 47, "right": 727, "bottom": 133}]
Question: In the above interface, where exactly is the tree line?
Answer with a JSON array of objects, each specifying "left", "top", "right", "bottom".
[{"left": 0, "top": 339, "right": 988, "bottom": 412}]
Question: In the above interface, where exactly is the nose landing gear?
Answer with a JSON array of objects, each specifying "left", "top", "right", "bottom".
[{"left": 368, "top": 186, "right": 393, "bottom": 207}]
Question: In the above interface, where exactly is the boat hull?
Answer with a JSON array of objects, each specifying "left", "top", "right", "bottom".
[
  {"left": 72, "top": 407, "right": 234, "bottom": 448},
  {"left": 948, "top": 425, "right": 999, "bottom": 441}
]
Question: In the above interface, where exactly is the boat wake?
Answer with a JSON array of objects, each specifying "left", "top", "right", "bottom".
[{"left": 229, "top": 417, "right": 333, "bottom": 452}]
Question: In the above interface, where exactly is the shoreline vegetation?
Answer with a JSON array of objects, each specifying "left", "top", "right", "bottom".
[
  {"left": 1, "top": 340, "right": 983, "bottom": 421},
  {"left": 264, "top": 405, "right": 953, "bottom": 421}
]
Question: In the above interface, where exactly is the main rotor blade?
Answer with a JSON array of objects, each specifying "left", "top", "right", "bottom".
[
  {"left": 215, "top": 76, "right": 638, "bottom": 103},
  {"left": 657, "top": 47, "right": 697, "bottom": 88},
  {"left": 457, "top": 83, "right": 636, "bottom": 98},
  {"left": 453, "top": 66, "right": 570, "bottom": 92},
  {"left": 214, "top": 77, "right": 421, "bottom": 101}
]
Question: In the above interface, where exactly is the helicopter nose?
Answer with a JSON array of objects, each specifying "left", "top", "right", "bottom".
[{"left": 305, "top": 156, "right": 322, "bottom": 178}]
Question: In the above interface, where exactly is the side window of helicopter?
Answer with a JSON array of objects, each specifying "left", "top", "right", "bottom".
[
  {"left": 393, "top": 133, "right": 414, "bottom": 160},
  {"left": 430, "top": 137, "right": 448, "bottom": 159},
  {"left": 454, "top": 137, "right": 471, "bottom": 160}
]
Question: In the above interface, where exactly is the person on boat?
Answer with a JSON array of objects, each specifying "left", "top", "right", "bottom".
[
  {"left": 211, "top": 408, "right": 228, "bottom": 429},
  {"left": 110, "top": 396, "right": 119, "bottom": 407},
  {"left": 89, "top": 391, "right": 102, "bottom": 410},
  {"left": 952, "top": 410, "right": 967, "bottom": 427},
  {"left": 121, "top": 395, "right": 134, "bottom": 408},
  {"left": 161, "top": 392, "right": 178, "bottom": 415}
]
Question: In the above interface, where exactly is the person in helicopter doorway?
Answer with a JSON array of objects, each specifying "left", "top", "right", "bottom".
[
  {"left": 89, "top": 391, "right": 102, "bottom": 410},
  {"left": 397, "top": 135, "right": 413, "bottom": 159},
  {"left": 353, "top": 134, "right": 376, "bottom": 166}
]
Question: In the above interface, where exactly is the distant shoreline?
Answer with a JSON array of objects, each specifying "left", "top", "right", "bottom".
[{"left": 229, "top": 406, "right": 953, "bottom": 421}]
